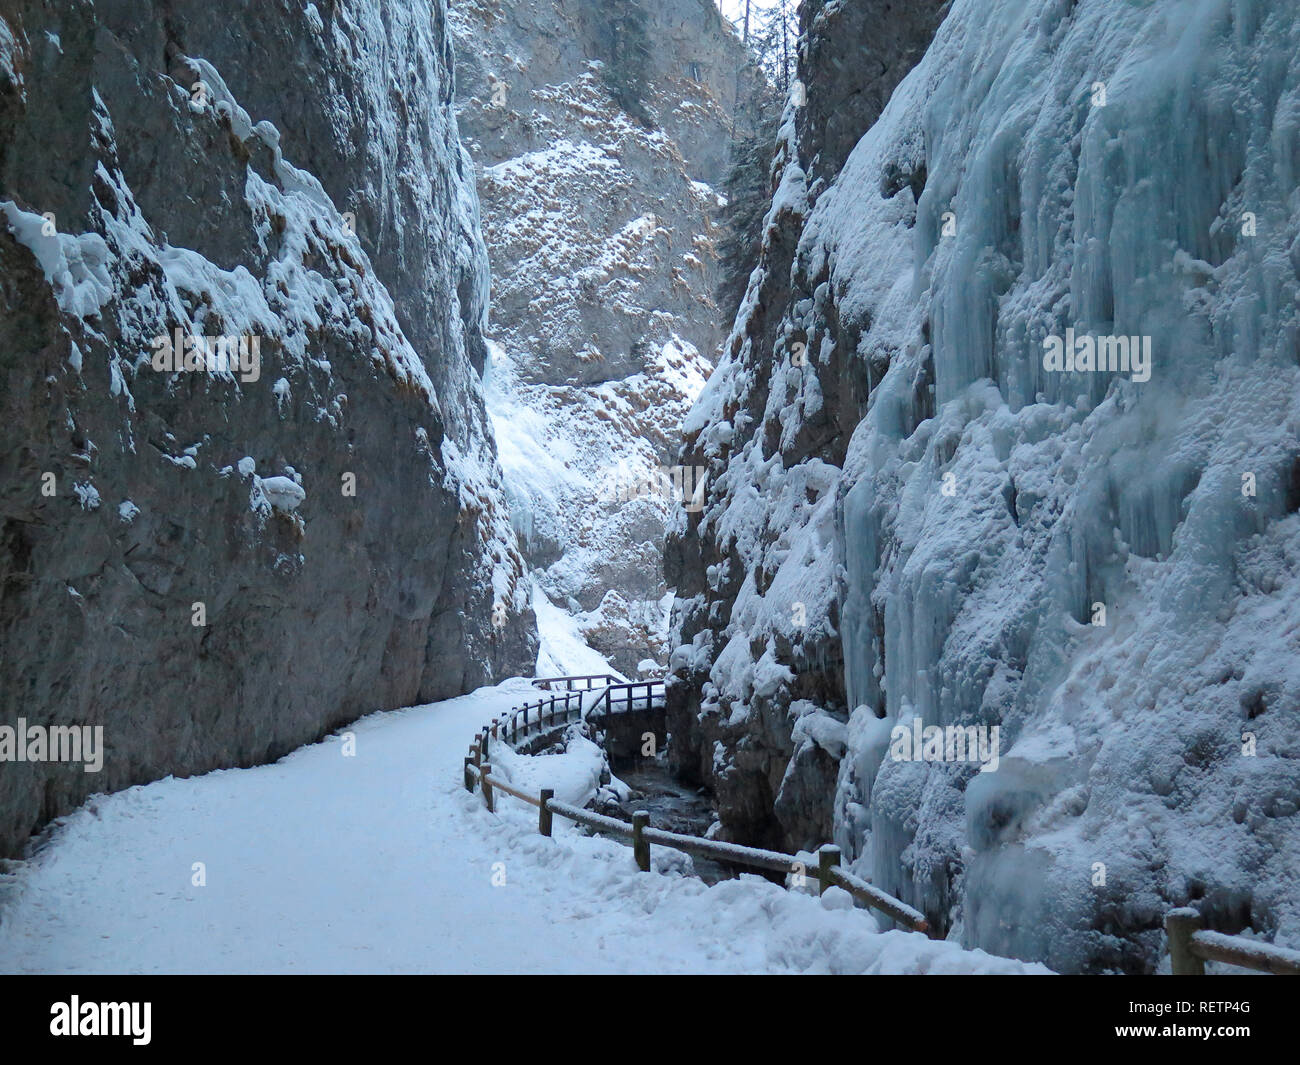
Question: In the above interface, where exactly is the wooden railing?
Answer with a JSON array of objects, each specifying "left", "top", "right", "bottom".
[
  {"left": 464, "top": 687, "right": 1300, "bottom": 964},
  {"left": 1166, "top": 908, "right": 1300, "bottom": 975},
  {"left": 461, "top": 677, "right": 929, "bottom": 935},
  {"left": 532, "top": 674, "right": 620, "bottom": 692},
  {"left": 585, "top": 680, "right": 666, "bottom": 721},
  {"left": 464, "top": 691, "right": 584, "bottom": 767}
]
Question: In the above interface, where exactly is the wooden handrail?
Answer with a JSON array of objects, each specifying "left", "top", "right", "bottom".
[
  {"left": 533, "top": 674, "right": 620, "bottom": 692},
  {"left": 639, "top": 825, "right": 798, "bottom": 875},
  {"left": 829, "top": 865, "right": 928, "bottom": 933},
  {"left": 462, "top": 677, "right": 931, "bottom": 936},
  {"left": 545, "top": 798, "right": 635, "bottom": 838},
  {"left": 466, "top": 690, "right": 585, "bottom": 766},
  {"left": 473, "top": 683, "right": 1300, "bottom": 962},
  {"left": 485, "top": 774, "right": 542, "bottom": 808},
  {"left": 585, "top": 679, "right": 666, "bottom": 721},
  {"left": 1166, "top": 909, "right": 1300, "bottom": 975}
]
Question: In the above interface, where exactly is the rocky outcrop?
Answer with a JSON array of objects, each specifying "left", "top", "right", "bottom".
[
  {"left": 453, "top": 0, "right": 750, "bottom": 387},
  {"left": 449, "top": 0, "right": 753, "bottom": 666},
  {"left": 668, "top": 0, "right": 1300, "bottom": 974},
  {"left": 0, "top": 0, "right": 534, "bottom": 858},
  {"left": 666, "top": 0, "right": 949, "bottom": 850}
]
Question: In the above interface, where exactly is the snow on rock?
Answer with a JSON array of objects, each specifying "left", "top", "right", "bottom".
[
  {"left": 254, "top": 474, "right": 306, "bottom": 513},
  {"left": 533, "top": 579, "right": 626, "bottom": 681},
  {"left": 0, "top": 0, "right": 533, "bottom": 860},
  {"left": 0, "top": 15, "right": 24, "bottom": 94},
  {"left": 485, "top": 278, "right": 711, "bottom": 678},
  {"left": 0, "top": 202, "right": 113, "bottom": 318},
  {"left": 668, "top": 0, "right": 1300, "bottom": 973},
  {"left": 452, "top": 0, "right": 746, "bottom": 674}
]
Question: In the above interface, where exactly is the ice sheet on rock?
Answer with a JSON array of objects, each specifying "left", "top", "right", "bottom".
[{"left": 675, "top": 0, "right": 1300, "bottom": 972}]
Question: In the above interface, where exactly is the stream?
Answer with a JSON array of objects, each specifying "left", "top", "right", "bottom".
[{"left": 600, "top": 757, "right": 735, "bottom": 885}]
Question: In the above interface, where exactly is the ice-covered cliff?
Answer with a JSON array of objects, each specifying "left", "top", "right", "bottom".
[
  {"left": 450, "top": 0, "right": 752, "bottom": 674},
  {"left": 667, "top": 0, "right": 1300, "bottom": 973},
  {"left": 0, "top": 0, "right": 534, "bottom": 857}
]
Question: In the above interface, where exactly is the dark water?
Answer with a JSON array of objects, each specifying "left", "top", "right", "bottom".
[{"left": 604, "top": 759, "right": 733, "bottom": 885}]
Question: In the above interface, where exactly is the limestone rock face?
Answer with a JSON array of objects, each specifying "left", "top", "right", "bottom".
[
  {"left": 449, "top": 0, "right": 752, "bottom": 669},
  {"left": 453, "top": 0, "right": 750, "bottom": 388},
  {"left": 669, "top": 0, "right": 1300, "bottom": 974},
  {"left": 666, "top": 0, "right": 948, "bottom": 851},
  {"left": 0, "top": 0, "right": 534, "bottom": 857}
]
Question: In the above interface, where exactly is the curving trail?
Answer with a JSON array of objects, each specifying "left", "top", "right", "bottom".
[{"left": 0, "top": 679, "right": 1047, "bottom": 975}]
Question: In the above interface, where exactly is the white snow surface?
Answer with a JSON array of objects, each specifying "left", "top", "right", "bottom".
[
  {"left": 532, "top": 579, "right": 626, "bottom": 681},
  {"left": 0, "top": 680, "right": 1047, "bottom": 975}
]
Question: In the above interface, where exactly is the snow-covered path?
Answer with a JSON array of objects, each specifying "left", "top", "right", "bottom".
[{"left": 0, "top": 680, "right": 1047, "bottom": 974}]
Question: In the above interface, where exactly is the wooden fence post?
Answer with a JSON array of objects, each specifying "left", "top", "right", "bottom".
[
  {"left": 481, "top": 727, "right": 490, "bottom": 758},
  {"left": 633, "top": 810, "right": 650, "bottom": 872},
  {"left": 539, "top": 788, "right": 554, "bottom": 837},
  {"left": 481, "top": 764, "right": 494, "bottom": 813},
  {"left": 1166, "top": 908, "right": 1205, "bottom": 975},
  {"left": 817, "top": 844, "right": 841, "bottom": 896},
  {"left": 463, "top": 757, "right": 475, "bottom": 792}
]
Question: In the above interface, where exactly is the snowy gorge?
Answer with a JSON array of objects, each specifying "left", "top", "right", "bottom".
[
  {"left": 450, "top": 0, "right": 750, "bottom": 675},
  {"left": 0, "top": 0, "right": 1297, "bottom": 981}
]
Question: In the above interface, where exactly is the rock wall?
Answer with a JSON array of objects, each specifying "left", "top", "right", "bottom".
[
  {"left": 667, "top": 0, "right": 1300, "bottom": 973},
  {"left": 0, "top": 0, "right": 534, "bottom": 858},
  {"left": 449, "top": 0, "right": 753, "bottom": 672},
  {"left": 666, "top": 0, "right": 949, "bottom": 849}
]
